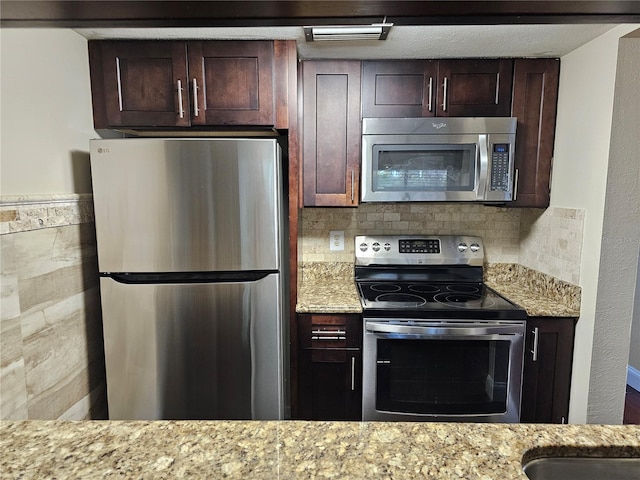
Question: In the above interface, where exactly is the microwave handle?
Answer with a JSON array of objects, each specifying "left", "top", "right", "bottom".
[
  {"left": 478, "top": 135, "right": 489, "bottom": 199},
  {"left": 513, "top": 168, "right": 519, "bottom": 201}
]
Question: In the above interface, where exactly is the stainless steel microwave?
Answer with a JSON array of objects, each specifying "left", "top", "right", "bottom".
[{"left": 361, "top": 117, "right": 517, "bottom": 203}]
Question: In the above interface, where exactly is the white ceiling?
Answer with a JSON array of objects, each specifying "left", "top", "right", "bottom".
[{"left": 75, "top": 24, "right": 617, "bottom": 58}]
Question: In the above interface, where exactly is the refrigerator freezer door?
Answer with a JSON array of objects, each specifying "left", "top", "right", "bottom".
[
  {"left": 100, "top": 274, "right": 284, "bottom": 420},
  {"left": 90, "top": 138, "right": 282, "bottom": 273}
]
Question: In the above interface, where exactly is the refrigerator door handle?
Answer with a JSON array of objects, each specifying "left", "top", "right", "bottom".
[{"left": 105, "top": 271, "right": 277, "bottom": 284}]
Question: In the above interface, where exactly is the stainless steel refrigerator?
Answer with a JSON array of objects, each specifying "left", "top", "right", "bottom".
[{"left": 90, "top": 138, "right": 288, "bottom": 420}]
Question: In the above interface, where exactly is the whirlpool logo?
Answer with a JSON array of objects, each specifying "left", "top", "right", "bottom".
[{"left": 432, "top": 122, "right": 447, "bottom": 129}]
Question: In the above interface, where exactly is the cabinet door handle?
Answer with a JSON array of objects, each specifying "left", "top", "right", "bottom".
[
  {"left": 351, "top": 170, "right": 355, "bottom": 202},
  {"left": 442, "top": 77, "right": 448, "bottom": 111},
  {"left": 177, "top": 80, "right": 184, "bottom": 119},
  {"left": 513, "top": 168, "right": 519, "bottom": 201},
  {"left": 531, "top": 326, "right": 539, "bottom": 362},
  {"left": 115, "top": 57, "right": 123, "bottom": 112},
  {"left": 351, "top": 356, "right": 356, "bottom": 391},
  {"left": 192, "top": 78, "right": 199, "bottom": 117},
  {"left": 427, "top": 77, "right": 433, "bottom": 112}
]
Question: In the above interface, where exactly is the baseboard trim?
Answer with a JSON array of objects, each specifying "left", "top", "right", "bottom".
[{"left": 627, "top": 365, "right": 640, "bottom": 391}]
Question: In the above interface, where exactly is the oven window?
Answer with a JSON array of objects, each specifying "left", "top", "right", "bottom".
[
  {"left": 372, "top": 144, "right": 476, "bottom": 192},
  {"left": 376, "top": 338, "right": 510, "bottom": 415}
]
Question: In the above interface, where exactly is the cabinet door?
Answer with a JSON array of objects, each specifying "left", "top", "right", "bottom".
[
  {"left": 297, "top": 314, "right": 362, "bottom": 420},
  {"left": 298, "top": 348, "right": 362, "bottom": 420},
  {"left": 90, "top": 41, "right": 189, "bottom": 128},
  {"left": 436, "top": 59, "right": 513, "bottom": 117},
  {"left": 521, "top": 317, "right": 576, "bottom": 423},
  {"left": 510, "top": 59, "right": 560, "bottom": 208},
  {"left": 187, "top": 41, "right": 274, "bottom": 126},
  {"left": 361, "top": 61, "right": 438, "bottom": 117},
  {"left": 302, "top": 61, "right": 361, "bottom": 206}
]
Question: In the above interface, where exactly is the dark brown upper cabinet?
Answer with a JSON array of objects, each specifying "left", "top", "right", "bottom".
[
  {"left": 510, "top": 58, "right": 560, "bottom": 208},
  {"left": 362, "top": 59, "right": 513, "bottom": 118},
  {"left": 302, "top": 60, "right": 361, "bottom": 207},
  {"left": 89, "top": 40, "right": 275, "bottom": 129},
  {"left": 361, "top": 60, "right": 438, "bottom": 117},
  {"left": 187, "top": 41, "right": 274, "bottom": 126}
]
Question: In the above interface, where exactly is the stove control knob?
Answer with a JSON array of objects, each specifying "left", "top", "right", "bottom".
[
  {"left": 384, "top": 242, "right": 391, "bottom": 251},
  {"left": 359, "top": 242, "right": 368, "bottom": 252},
  {"left": 457, "top": 242, "right": 468, "bottom": 252},
  {"left": 470, "top": 243, "right": 481, "bottom": 253},
  {"left": 372, "top": 242, "right": 381, "bottom": 252}
]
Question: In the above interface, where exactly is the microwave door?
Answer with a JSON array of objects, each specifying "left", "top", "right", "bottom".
[{"left": 361, "top": 135, "right": 483, "bottom": 202}]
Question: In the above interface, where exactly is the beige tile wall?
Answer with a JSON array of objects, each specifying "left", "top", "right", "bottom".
[
  {"left": 301, "top": 203, "right": 522, "bottom": 264},
  {"left": 0, "top": 196, "right": 107, "bottom": 420},
  {"left": 519, "top": 207, "right": 585, "bottom": 285},
  {"left": 300, "top": 204, "right": 585, "bottom": 285}
]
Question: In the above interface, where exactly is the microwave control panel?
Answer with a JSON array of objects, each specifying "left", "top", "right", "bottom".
[{"left": 490, "top": 144, "right": 511, "bottom": 191}]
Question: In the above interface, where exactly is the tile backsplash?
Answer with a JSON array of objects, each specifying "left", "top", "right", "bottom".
[
  {"left": 301, "top": 204, "right": 585, "bottom": 285},
  {"left": 519, "top": 207, "right": 585, "bottom": 285},
  {"left": 302, "top": 204, "right": 521, "bottom": 263}
]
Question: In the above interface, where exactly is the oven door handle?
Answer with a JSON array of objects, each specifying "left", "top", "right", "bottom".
[{"left": 365, "top": 321, "right": 524, "bottom": 337}]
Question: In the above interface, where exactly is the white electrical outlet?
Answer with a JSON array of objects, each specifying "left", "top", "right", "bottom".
[{"left": 329, "top": 230, "right": 345, "bottom": 251}]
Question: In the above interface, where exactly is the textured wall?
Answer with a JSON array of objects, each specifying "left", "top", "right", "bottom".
[
  {"left": 0, "top": 29, "right": 94, "bottom": 195},
  {"left": 0, "top": 196, "right": 107, "bottom": 420},
  {"left": 587, "top": 32, "right": 640, "bottom": 424}
]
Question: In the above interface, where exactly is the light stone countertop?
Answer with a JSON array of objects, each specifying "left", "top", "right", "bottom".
[
  {"left": 296, "top": 262, "right": 581, "bottom": 318},
  {"left": 485, "top": 280, "right": 580, "bottom": 317},
  {"left": 296, "top": 280, "right": 363, "bottom": 314},
  {"left": 1, "top": 421, "right": 639, "bottom": 479}
]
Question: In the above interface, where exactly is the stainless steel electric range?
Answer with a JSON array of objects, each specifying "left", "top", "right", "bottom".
[{"left": 355, "top": 235, "right": 527, "bottom": 423}]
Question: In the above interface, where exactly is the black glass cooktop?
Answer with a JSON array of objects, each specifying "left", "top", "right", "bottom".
[{"left": 356, "top": 281, "right": 527, "bottom": 320}]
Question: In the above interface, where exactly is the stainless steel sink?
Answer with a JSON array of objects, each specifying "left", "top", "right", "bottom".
[{"left": 523, "top": 457, "right": 640, "bottom": 480}]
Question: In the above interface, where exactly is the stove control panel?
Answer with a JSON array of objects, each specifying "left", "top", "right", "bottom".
[
  {"left": 355, "top": 235, "right": 484, "bottom": 266},
  {"left": 399, "top": 239, "right": 440, "bottom": 254}
]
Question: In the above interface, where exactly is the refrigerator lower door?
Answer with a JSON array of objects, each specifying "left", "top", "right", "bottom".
[{"left": 100, "top": 274, "right": 284, "bottom": 420}]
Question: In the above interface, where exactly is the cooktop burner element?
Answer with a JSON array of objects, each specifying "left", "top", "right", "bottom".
[
  {"left": 354, "top": 235, "right": 527, "bottom": 320},
  {"left": 375, "top": 292, "right": 426, "bottom": 307}
]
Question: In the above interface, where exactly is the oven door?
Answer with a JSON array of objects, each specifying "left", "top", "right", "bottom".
[{"left": 362, "top": 319, "right": 525, "bottom": 422}]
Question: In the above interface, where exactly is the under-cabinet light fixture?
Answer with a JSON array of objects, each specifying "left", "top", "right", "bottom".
[{"left": 303, "top": 22, "right": 393, "bottom": 42}]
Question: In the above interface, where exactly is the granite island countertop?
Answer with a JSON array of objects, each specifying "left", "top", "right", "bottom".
[
  {"left": 296, "top": 262, "right": 581, "bottom": 318},
  {"left": 1, "top": 421, "right": 639, "bottom": 479}
]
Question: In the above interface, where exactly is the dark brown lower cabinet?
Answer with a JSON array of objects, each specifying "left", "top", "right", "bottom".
[
  {"left": 521, "top": 317, "right": 577, "bottom": 424},
  {"left": 297, "top": 314, "right": 362, "bottom": 420}
]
